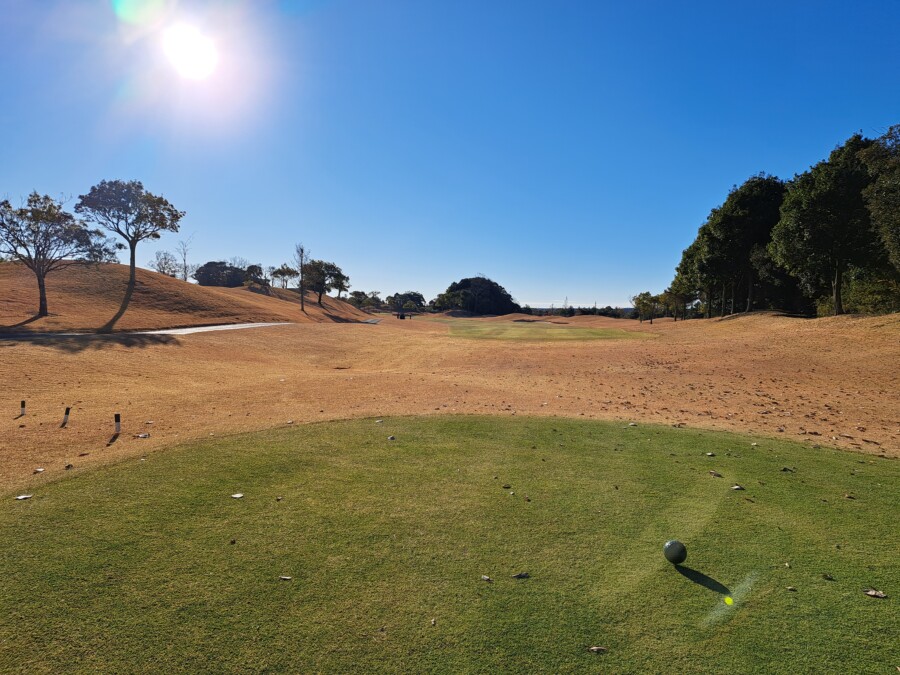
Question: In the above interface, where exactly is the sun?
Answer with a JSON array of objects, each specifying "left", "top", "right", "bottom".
[{"left": 163, "top": 23, "right": 219, "bottom": 80}]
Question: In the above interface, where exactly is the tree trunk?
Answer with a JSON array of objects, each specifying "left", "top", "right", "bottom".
[
  {"left": 745, "top": 269, "right": 753, "bottom": 313},
  {"left": 731, "top": 281, "right": 735, "bottom": 315},
  {"left": 833, "top": 264, "right": 844, "bottom": 315},
  {"left": 37, "top": 272, "right": 48, "bottom": 317},
  {"left": 705, "top": 286, "right": 712, "bottom": 318},
  {"left": 129, "top": 242, "right": 137, "bottom": 288},
  {"left": 721, "top": 284, "right": 726, "bottom": 317},
  {"left": 300, "top": 271, "right": 305, "bottom": 312},
  {"left": 317, "top": 290, "right": 324, "bottom": 306},
  {"left": 100, "top": 240, "right": 138, "bottom": 332}
]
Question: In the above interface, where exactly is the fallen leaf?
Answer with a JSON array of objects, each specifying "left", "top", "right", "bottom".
[
  {"left": 387, "top": 435, "right": 396, "bottom": 441},
  {"left": 481, "top": 575, "right": 493, "bottom": 583},
  {"left": 279, "top": 576, "right": 292, "bottom": 581},
  {"left": 15, "top": 495, "right": 33, "bottom": 500},
  {"left": 786, "top": 586, "right": 797, "bottom": 592},
  {"left": 864, "top": 588, "right": 886, "bottom": 599},
  {"left": 709, "top": 470, "right": 723, "bottom": 478},
  {"left": 502, "top": 484, "right": 511, "bottom": 489},
  {"left": 843, "top": 493, "right": 856, "bottom": 500},
  {"left": 705, "top": 452, "right": 716, "bottom": 457},
  {"left": 134, "top": 433, "right": 150, "bottom": 439},
  {"left": 588, "top": 646, "right": 607, "bottom": 654},
  {"left": 821, "top": 573, "right": 834, "bottom": 581},
  {"left": 33, "top": 468, "right": 44, "bottom": 474},
  {"left": 431, "top": 618, "right": 436, "bottom": 626},
  {"left": 512, "top": 572, "right": 530, "bottom": 579},
  {"left": 731, "top": 484, "right": 745, "bottom": 490},
  {"left": 231, "top": 493, "right": 244, "bottom": 499}
]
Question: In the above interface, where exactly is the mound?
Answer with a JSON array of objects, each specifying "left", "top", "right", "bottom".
[{"left": 0, "top": 262, "right": 368, "bottom": 332}]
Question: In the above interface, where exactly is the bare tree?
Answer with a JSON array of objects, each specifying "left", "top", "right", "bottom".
[
  {"left": 228, "top": 256, "right": 249, "bottom": 271},
  {"left": 293, "top": 243, "right": 310, "bottom": 311},
  {"left": 149, "top": 250, "right": 179, "bottom": 276},
  {"left": 176, "top": 235, "right": 196, "bottom": 281}
]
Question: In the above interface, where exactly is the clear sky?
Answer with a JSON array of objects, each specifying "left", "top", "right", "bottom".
[{"left": 2, "top": 0, "right": 898, "bottom": 307}]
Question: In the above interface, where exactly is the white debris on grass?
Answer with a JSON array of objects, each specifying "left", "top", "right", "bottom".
[
  {"left": 16, "top": 495, "right": 33, "bottom": 500},
  {"left": 231, "top": 493, "right": 244, "bottom": 499}
]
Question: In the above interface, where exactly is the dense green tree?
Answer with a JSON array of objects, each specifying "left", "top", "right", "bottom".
[
  {"left": 271, "top": 264, "right": 297, "bottom": 289},
  {"left": 861, "top": 125, "right": 900, "bottom": 272},
  {"left": 193, "top": 261, "right": 245, "bottom": 287},
  {"left": 770, "top": 135, "right": 876, "bottom": 315},
  {"left": 348, "top": 290, "right": 368, "bottom": 307},
  {"left": 245, "top": 264, "right": 267, "bottom": 286},
  {"left": 386, "top": 291, "right": 426, "bottom": 311},
  {"left": 433, "top": 276, "right": 520, "bottom": 315},
  {"left": 302, "top": 260, "right": 347, "bottom": 306},
  {"left": 0, "top": 193, "right": 114, "bottom": 316},
  {"left": 631, "top": 291, "right": 656, "bottom": 323},
  {"left": 706, "top": 175, "right": 786, "bottom": 312}
]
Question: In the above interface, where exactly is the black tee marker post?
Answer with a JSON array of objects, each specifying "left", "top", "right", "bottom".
[
  {"left": 61, "top": 407, "right": 71, "bottom": 428},
  {"left": 108, "top": 413, "right": 121, "bottom": 446}
]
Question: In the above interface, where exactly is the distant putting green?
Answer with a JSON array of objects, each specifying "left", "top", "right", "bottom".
[
  {"left": 446, "top": 319, "right": 652, "bottom": 341},
  {"left": 2, "top": 417, "right": 897, "bottom": 673}
]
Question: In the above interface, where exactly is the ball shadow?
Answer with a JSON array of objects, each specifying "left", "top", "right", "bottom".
[{"left": 674, "top": 564, "right": 731, "bottom": 596}]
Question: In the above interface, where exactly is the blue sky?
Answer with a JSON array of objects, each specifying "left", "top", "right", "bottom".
[{"left": 2, "top": 0, "right": 898, "bottom": 307}]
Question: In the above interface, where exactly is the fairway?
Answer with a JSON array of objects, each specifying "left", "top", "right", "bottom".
[
  {"left": 2, "top": 417, "right": 896, "bottom": 673},
  {"left": 446, "top": 319, "right": 652, "bottom": 341}
]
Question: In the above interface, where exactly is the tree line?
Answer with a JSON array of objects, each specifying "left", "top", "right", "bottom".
[{"left": 633, "top": 126, "right": 900, "bottom": 319}]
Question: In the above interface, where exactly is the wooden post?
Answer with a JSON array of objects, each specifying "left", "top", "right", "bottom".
[
  {"left": 62, "top": 407, "right": 71, "bottom": 428},
  {"left": 115, "top": 413, "right": 121, "bottom": 435},
  {"left": 20, "top": 400, "right": 26, "bottom": 416}
]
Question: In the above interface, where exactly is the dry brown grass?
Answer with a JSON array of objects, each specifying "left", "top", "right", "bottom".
[
  {"left": 2, "top": 297, "right": 898, "bottom": 491},
  {"left": 0, "top": 262, "right": 368, "bottom": 332}
]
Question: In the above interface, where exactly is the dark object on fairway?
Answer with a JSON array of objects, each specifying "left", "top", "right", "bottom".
[
  {"left": 512, "top": 572, "right": 530, "bottom": 579},
  {"left": 664, "top": 540, "right": 687, "bottom": 564}
]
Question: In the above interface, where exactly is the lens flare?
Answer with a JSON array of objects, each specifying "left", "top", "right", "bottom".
[
  {"left": 112, "top": 0, "right": 167, "bottom": 25},
  {"left": 163, "top": 24, "right": 219, "bottom": 80}
]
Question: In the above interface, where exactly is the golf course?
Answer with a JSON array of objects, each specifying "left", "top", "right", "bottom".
[
  {"left": 1, "top": 269, "right": 898, "bottom": 672},
  {"left": 4, "top": 2, "right": 900, "bottom": 670}
]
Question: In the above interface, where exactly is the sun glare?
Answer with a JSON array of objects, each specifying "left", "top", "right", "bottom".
[{"left": 163, "top": 24, "right": 218, "bottom": 80}]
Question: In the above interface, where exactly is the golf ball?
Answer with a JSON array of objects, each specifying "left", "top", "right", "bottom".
[{"left": 663, "top": 540, "right": 687, "bottom": 564}]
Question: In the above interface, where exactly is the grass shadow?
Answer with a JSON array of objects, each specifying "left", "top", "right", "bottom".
[
  {"left": 0, "top": 333, "right": 180, "bottom": 353},
  {"left": 674, "top": 565, "right": 731, "bottom": 595},
  {"left": 99, "top": 280, "right": 137, "bottom": 333},
  {"left": 5, "top": 313, "right": 45, "bottom": 328}
]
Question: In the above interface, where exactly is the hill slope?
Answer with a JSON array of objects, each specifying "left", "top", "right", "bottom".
[{"left": 0, "top": 262, "right": 369, "bottom": 332}]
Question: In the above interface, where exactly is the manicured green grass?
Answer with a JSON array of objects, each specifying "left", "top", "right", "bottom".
[
  {"left": 445, "top": 319, "right": 651, "bottom": 341},
  {"left": 2, "top": 417, "right": 897, "bottom": 673}
]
